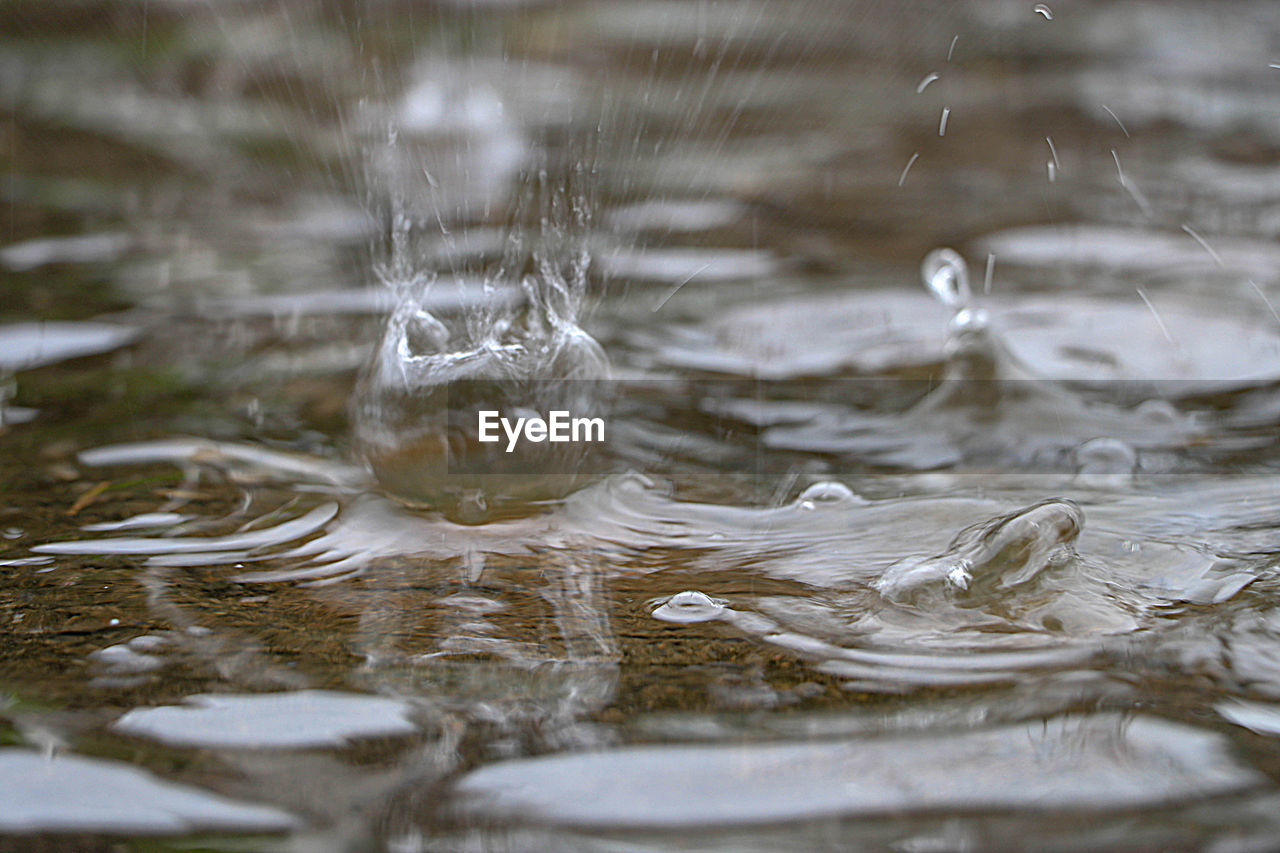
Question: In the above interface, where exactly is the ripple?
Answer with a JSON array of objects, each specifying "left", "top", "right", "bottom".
[
  {"left": 454, "top": 714, "right": 1259, "bottom": 828},
  {"left": 112, "top": 691, "right": 418, "bottom": 749},
  {"left": 976, "top": 226, "right": 1280, "bottom": 277},
  {"left": 0, "top": 321, "right": 140, "bottom": 372},
  {"left": 0, "top": 749, "right": 296, "bottom": 835}
]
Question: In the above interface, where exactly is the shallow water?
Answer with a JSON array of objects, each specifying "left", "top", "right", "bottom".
[{"left": 5, "top": 1, "right": 1280, "bottom": 850}]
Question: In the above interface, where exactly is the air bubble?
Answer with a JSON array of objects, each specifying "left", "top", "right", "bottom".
[
  {"left": 1135, "top": 399, "right": 1181, "bottom": 426},
  {"left": 650, "top": 591, "right": 729, "bottom": 624},
  {"left": 1075, "top": 437, "right": 1137, "bottom": 475},
  {"left": 797, "top": 481, "right": 860, "bottom": 506}
]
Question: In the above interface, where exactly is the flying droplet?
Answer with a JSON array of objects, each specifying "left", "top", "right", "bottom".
[
  {"left": 938, "top": 107, "right": 951, "bottom": 137},
  {"left": 898, "top": 152, "right": 920, "bottom": 187},
  {"left": 1033, "top": 4, "right": 1053, "bottom": 20},
  {"left": 916, "top": 72, "right": 940, "bottom": 94},
  {"left": 922, "top": 249, "right": 971, "bottom": 311}
]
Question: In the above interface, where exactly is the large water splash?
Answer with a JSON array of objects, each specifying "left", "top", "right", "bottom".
[{"left": 351, "top": 134, "right": 611, "bottom": 522}]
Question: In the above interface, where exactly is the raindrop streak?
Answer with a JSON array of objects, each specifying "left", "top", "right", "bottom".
[
  {"left": 1181, "top": 224, "right": 1224, "bottom": 267},
  {"left": 916, "top": 72, "right": 940, "bottom": 94},
  {"left": 1101, "top": 104, "right": 1130, "bottom": 137},
  {"left": 983, "top": 252, "right": 996, "bottom": 295},
  {"left": 898, "top": 152, "right": 920, "bottom": 187},
  {"left": 1247, "top": 280, "right": 1280, "bottom": 325},
  {"left": 1109, "top": 158, "right": 1154, "bottom": 218},
  {"left": 947, "top": 35, "right": 959, "bottom": 62},
  {"left": 1045, "top": 137, "right": 1061, "bottom": 173},
  {"left": 1135, "top": 288, "right": 1175, "bottom": 346},
  {"left": 652, "top": 263, "right": 713, "bottom": 312},
  {"left": 1033, "top": 4, "right": 1054, "bottom": 20},
  {"left": 1111, "top": 149, "right": 1125, "bottom": 184},
  {"left": 938, "top": 107, "right": 951, "bottom": 137}
]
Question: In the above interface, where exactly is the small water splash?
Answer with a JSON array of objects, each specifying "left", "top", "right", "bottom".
[
  {"left": 758, "top": 251, "right": 1205, "bottom": 470},
  {"left": 874, "top": 499, "right": 1083, "bottom": 602}
]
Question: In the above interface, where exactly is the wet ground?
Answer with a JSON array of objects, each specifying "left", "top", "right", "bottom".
[{"left": 5, "top": 1, "right": 1280, "bottom": 849}]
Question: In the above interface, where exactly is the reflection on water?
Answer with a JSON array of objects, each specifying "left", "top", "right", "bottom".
[{"left": 6, "top": 0, "right": 1280, "bottom": 849}]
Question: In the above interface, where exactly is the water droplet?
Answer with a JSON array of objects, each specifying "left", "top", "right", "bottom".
[
  {"left": 1033, "top": 4, "right": 1053, "bottom": 20},
  {"left": 898, "top": 152, "right": 920, "bottom": 187},
  {"left": 922, "top": 249, "right": 971, "bottom": 311},
  {"left": 651, "top": 591, "right": 728, "bottom": 624},
  {"left": 916, "top": 72, "right": 939, "bottom": 94}
]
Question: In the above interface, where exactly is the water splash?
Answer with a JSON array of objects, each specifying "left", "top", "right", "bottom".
[
  {"left": 922, "top": 247, "right": 973, "bottom": 313},
  {"left": 874, "top": 499, "right": 1083, "bottom": 601},
  {"left": 761, "top": 250, "right": 1206, "bottom": 470},
  {"left": 352, "top": 154, "right": 611, "bottom": 523}
]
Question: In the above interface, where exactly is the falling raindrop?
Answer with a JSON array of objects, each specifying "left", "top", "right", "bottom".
[
  {"left": 1033, "top": 4, "right": 1054, "bottom": 20},
  {"left": 898, "top": 152, "right": 920, "bottom": 187}
]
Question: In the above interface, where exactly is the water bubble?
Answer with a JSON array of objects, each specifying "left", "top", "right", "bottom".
[
  {"left": 651, "top": 591, "right": 729, "bottom": 624},
  {"left": 796, "top": 481, "right": 861, "bottom": 509},
  {"left": 1033, "top": 4, "right": 1054, "bottom": 20},
  {"left": 1075, "top": 437, "right": 1138, "bottom": 475},
  {"left": 922, "top": 249, "right": 971, "bottom": 312},
  {"left": 1135, "top": 399, "right": 1181, "bottom": 426}
]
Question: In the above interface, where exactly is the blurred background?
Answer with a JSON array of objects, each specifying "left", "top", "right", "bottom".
[{"left": 6, "top": 1, "right": 1280, "bottom": 850}]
